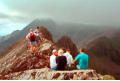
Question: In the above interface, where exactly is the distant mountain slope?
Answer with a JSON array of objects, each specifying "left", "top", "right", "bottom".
[
  {"left": 1, "top": 18, "right": 120, "bottom": 53},
  {"left": 0, "top": 30, "right": 21, "bottom": 50},
  {"left": 0, "top": 27, "right": 54, "bottom": 75},
  {"left": 55, "top": 35, "right": 78, "bottom": 58},
  {"left": 0, "top": 19, "right": 106, "bottom": 51},
  {"left": 0, "top": 19, "right": 56, "bottom": 51},
  {"left": 86, "top": 36, "right": 120, "bottom": 79}
]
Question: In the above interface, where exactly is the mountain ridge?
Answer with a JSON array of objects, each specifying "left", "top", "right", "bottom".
[
  {"left": 0, "top": 26, "right": 106, "bottom": 80},
  {"left": 0, "top": 18, "right": 112, "bottom": 51}
]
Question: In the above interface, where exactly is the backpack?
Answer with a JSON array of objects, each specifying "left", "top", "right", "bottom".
[{"left": 29, "top": 33, "right": 36, "bottom": 42}]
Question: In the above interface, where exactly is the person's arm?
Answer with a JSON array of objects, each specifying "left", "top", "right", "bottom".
[
  {"left": 64, "top": 56, "right": 67, "bottom": 69},
  {"left": 26, "top": 33, "right": 30, "bottom": 40},
  {"left": 56, "top": 56, "right": 58, "bottom": 64},
  {"left": 74, "top": 54, "right": 80, "bottom": 63},
  {"left": 26, "top": 34, "right": 29, "bottom": 40},
  {"left": 65, "top": 56, "right": 67, "bottom": 65},
  {"left": 50, "top": 56, "right": 52, "bottom": 68},
  {"left": 74, "top": 60, "right": 77, "bottom": 63},
  {"left": 70, "top": 55, "right": 73, "bottom": 62},
  {"left": 69, "top": 55, "right": 74, "bottom": 64}
]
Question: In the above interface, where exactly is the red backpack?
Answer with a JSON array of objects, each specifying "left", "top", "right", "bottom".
[{"left": 29, "top": 33, "right": 36, "bottom": 42}]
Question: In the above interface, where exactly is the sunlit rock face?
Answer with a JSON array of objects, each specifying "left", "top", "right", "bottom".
[{"left": 0, "top": 68, "right": 103, "bottom": 80}]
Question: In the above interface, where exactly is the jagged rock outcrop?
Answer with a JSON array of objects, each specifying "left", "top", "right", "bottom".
[
  {"left": 55, "top": 36, "right": 78, "bottom": 57},
  {"left": 0, "top": 68, "right": 103, "bottom": 80},
  {"left": 0, "top": 39, "right": 53, "bottom": 76},
  {"left": 39, "top": 26, "right": 53, "bottom": 42},
  {"left": 0, "top": 27, "right": 54, "bottom": 76},
  {"left": 87, "top": 36, "right": 120, "bottom": 62}
]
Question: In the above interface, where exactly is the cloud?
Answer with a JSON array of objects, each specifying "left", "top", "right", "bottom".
[
  {"left": 1, "top": 0, "right": 120, "bottom": 36},
  {"left": 0, "top": 0, "right": 120, "bottom": 26},
  {"left": 0, "top": 13, "right": 9, "bottom": 18}
]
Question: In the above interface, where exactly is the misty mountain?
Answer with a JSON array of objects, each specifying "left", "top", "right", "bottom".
[
  {"left": 55, "top": 35, "right": 78, "bottom": 58},
  {"left": 86, "top": 36, "right": 120, "bottom": 79},
  {"left": 0, "top": 30, "right": 21, "bottom": 50}
]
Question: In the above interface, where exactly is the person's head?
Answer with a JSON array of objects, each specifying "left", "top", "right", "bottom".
[
  {"left": 29, "top": 29, "right": 33, "bottom": 32},
  {"left": 37, "top": 26, "right": 39, "bottom": 30},
  {"left": 62, "top": 48, "right": 66, "bottom": 53},
  {"left": 52, "top": 49, "right": 58, "bottom": 56},
  {"left": 66, "top": 49, "right": 71, "bottom": 54},
  {"left": 58, "top": 49, "right": 64, "bottom": 56},
  {"left": 80, "top": 48, "right": 85, "bottom": 53}
]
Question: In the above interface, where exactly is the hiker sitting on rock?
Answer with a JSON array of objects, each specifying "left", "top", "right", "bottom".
[
  {"left": 26, "top": 29, "right": 38, "bottom": 55},
  {"left": 50, "top": 49, "right": 58, "bottom": 70},
  {"left": 74, "top": 48, "right": 89, "bottom": 69},
  {"left": 63, "top": 49, "right": 73, "bottom": 70},
  {"left": 56, "top": 49, "right": 67, "bottom": 70}
]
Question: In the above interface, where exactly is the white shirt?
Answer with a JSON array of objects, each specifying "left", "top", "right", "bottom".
[
  {"left": 34, "top": 29, "right": 39, "bottom": 37},
  {"left": 34, "top": 29, "right": 39, "bottom": 33},
  {"left": 63, "top": 52, "right": 73, "bottom": 65},
  {"left": 50, "top": 55, "right": 57, "bottom": 68}
]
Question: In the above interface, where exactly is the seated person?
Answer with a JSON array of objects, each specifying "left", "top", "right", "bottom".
[
  {"left": 50, "top": 49, "right": 58, "bottom": 70},
  {"left": 56, "top": 49, "right": 67, "bottom": 70},
  {"left": 74, "top": 48, "right": 89, "bottom": 69},
  {"left": 63, "top": 49, "right": 73, "bottom": 70}
]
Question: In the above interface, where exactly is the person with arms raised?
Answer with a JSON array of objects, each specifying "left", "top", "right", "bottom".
[
  {"left": 26, "top": 29, "right": 38, "bottom": 55},
  {"left": 34, "top": 26, "right": 41, "bottom": 46}
]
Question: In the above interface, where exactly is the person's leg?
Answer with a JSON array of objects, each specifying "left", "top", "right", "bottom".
[
  {"left": 28, "top": 44, "right": 30, "bottom": 49},
  {"left": 35, "top": 44, "right": 38, "bottom": 52},
  {"left": 34, "top": 41, "right": 38, "bottom": 52},
  {"left": 64, "top": 65, "right": 70, "bottom": 70},
  {"left": 31, "top": 45, "right": 34, "bottom": 53},
  {"left": 30, "top": 42, "right": 33, "bottom": 53},
  {"left": 37, "top": 40, "right": 39, "bottom": 46},
  {"left": 36, "top": 37, "right": 39, "bottom": 46},
  {"left": 51, "top": 67, "right": 56, "bottom": 70},
  {"left": 67, "top": 65, "right": 71, "bottom": 70}
]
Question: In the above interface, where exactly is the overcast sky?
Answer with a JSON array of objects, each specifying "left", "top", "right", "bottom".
[{"left": 0, "top": 0, "right": 120, "bottom": 36}]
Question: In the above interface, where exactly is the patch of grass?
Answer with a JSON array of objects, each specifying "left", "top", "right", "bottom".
[{"left": 103, "top": 75, "right": 115, "bottom": 80}]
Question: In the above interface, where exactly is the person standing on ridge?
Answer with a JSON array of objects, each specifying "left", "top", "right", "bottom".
[
  {"left": 34, "top": 26, "right": 40, "bottom": 34},
  {"left": 74, "top": 48, "right": 89, "bottom": 69},
  {"left": 56, "top": 49, "right": 67, "bottom": 70},
  {"left": 50, "top": 49, "right": 58, "bottom": 70},
  {"left": 26, "top": 29, "right": 38, "bottom": 55},
  {"left": 34, "top": 26, "right": 41, "bottom": 46}
]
